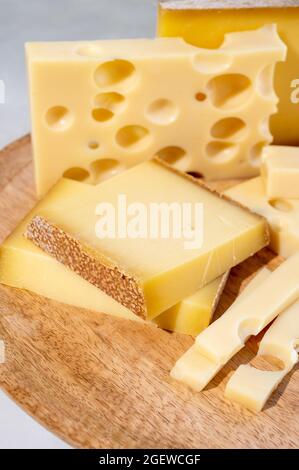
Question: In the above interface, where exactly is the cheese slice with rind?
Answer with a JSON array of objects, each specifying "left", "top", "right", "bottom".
[{"left": 24, "top": 160, "right": 268, "bottom": 320}]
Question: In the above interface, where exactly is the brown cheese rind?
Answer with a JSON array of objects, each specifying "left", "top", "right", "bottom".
[
  {"left": 24, "top": 215, "right": 147, "bottom": 319},
  {"left": 159, "top": 1, "right": 299, "bottom": 10}
]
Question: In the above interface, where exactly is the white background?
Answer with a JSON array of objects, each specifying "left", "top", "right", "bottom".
[{"left": 0, "top": 0, "right": 155, "bottom": 448}]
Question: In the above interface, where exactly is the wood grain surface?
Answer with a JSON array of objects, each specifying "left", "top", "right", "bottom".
[{"left": 0, "top": 135, "right": 298, "bottom": 449}]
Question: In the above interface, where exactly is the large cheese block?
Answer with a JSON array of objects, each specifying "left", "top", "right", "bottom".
[
  {"left": 225, "top": 176, "right": 299, "bottom": 258},
  {"left": 171, "top": 253, "right": 299, "bottom": 391},
  {"left": 158, "top": 0, "right": 299, "bottom": 146},
  {"left": 0, "top": 223, "right": 227, "bottom": 335},
  {"left": 26, "top": 26, "right": 286, "bottom": 196},
  {"left": 23, "top": 160, "right": 268, "bottom": 320}
]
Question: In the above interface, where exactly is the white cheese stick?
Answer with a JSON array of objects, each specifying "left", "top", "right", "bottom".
[
  {"left": 225, "top": 300, "right": 299, "bottom": 412},
  {"left": 171, "top": 253, "right": 299, "bottom": 391}
]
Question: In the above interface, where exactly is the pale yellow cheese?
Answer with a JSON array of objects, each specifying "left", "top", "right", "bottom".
[
  {"left": 170, "top": 267, "right": 270, "bottom": 390},
  {"left": 171, "top": 254, "right": 299, "bottom": 391},
  {"left": 225, "top": 297, "right": 299, "bottom": 412},
  {"left": 225, "top": 176, "right": 299, "bottom": 258},
  {"left": 261, "top": 145, "right": 299, "bottom": 199},
  {"left": 158, "top": 0, "right": 298, "bottom": 146},
  {"left": 0, "top": 242, "right": 137, "bottom": 322},
  {"left": 23, "top": 160, "right": 267, "bottom": 320},
  {"left": 0, "top": 225, "right": 228, "bottom": 336},
  {"left": 26, "top": 26, "right": 286, "bottom": 196},
  {"left": 154, "top": 272, "right": 229, "bottom": 336}
]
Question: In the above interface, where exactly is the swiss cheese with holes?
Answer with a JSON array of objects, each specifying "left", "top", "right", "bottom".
[
  {"left": 26, "top": 25, "right": 286, "bottom": 196},
  {"left": 0, "top": 192, "right": 228, "bottom": 335}
]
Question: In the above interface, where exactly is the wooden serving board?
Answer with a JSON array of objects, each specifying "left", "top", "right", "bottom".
[{"left": 0, "top": 135, "right": 298, "bottom": 449}]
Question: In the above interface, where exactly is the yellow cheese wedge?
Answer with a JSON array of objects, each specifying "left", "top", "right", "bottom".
[
  {"left": 261, "top": 145, "right": 299, "bottom": 199},
  {"left": 171, "top": 254, "right": 299, "bottom": 391},
  {"left": 23, "top": 159, "right": 268, "bottom": 320},
  {"left": 0, "top": 226, "right": 228, "bottom": 335},
  {"left": 26, "top": 25, "right": 286, "bottom": 196},
  {"left": 225, "top": 176, "right": 299, "bottom": 258},
  {"left": 225, "top": 297, "right": 299, "bottom": 412},
  {"left": 155, "top": 272, "right": 229, "bottom": 336},
  {"left": 158, "top": 0, "right": 299, "bottom": 146}
]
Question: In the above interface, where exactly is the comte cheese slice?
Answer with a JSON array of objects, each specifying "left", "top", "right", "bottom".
[
  {"left": 261, "top": 145, "right": 299, "bottom": 199},
  {"left": 225, "top": 176, "right": 299, "bottom": 258},
  {"left": 23, "top": 159, "right": 268, "bottom": 320},
  {"left": 158, "top": 0, "right": 298, "bottom": 146}
]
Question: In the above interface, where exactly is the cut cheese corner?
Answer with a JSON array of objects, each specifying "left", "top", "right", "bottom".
[
  {"left": 225, "top": 294, "right": 299, "bottom": 412},
  {"left": 155, "top": 271, "right": 229, "bottom": 336},
  {"left": 225, "top": 365, "right": 283, "bottom": 413},
  {"left": 261, "top": 145, "right": 299, "bottom": 199}
]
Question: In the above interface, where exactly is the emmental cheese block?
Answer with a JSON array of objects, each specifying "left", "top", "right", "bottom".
[
  {"left": 26, "top": 26, "right": 286, "bottom": 196},
  {"left": 155, "top": 272, "right": 229, "bottom": 336},
  {"left": 225, "top": 177, "right": 299, "bottom": 258},
  {"left": 261, "top": 146, "right": 299, "bottom": 199},
  {"left": 24, "top": 160, "right": 268, "bottom": 321},
  {"left": 225, "top": 297, "right": 299, "bottom": 412},
  {"left": 158, "top": 0, "right": 299, "bottom": 146},
  {"left": 171, "top": 254, "right": 299, "bottom": 391},
  {"left": 0, "top": 220, "right": 227, "bottom": 335}
]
